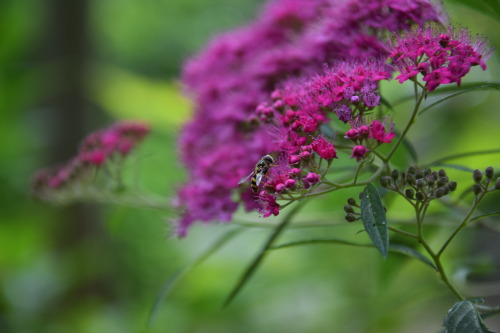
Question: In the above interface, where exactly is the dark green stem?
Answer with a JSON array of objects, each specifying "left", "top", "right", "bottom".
[{"left": 383, "top": 90, "right": 425, "bottom": 162}]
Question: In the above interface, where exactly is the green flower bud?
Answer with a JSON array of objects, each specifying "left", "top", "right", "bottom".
[
  {"left": 438, "top": 169, "right": 447, "bottom": 177},
  {"left": 448, "top": 181, "right": 457, "bottom": 191},
  {"left": 430, "top": 172, "right": 438, "bottom": 182},
  {"left": 415, "top": 192, "right": 425, "bottom": 201},
  {"left": 416, "top": 179, "right": 426, "bottom": 188},
  {"left": 347, "top": 198, "right": 357, "bottom": 206},
  {"left": 405, "top": 188, "right": 415, "bottom": 199},
  {"left": 473, "top": 169, "right": 483, "bottom": 183},
  {"left": 437, "top": 177, "right": 448, "bottom": 187},
  {"left": 391, "top": 169, "right": 400, "bottom": 181},
  {"left": 423, "top": 168, "right": 431, "bottom": 176},
  {"left": 416, "top": 169, "right": 424, "bottom": 179},
  {"left": 408, "top": 166, "right": 416, "bottom": 175},
  {"left": 344, "top": 205, "right": 354, "bottom": 214},
  {"left": 473, "top": 184, "right": 482, "bottom": 195},
  {"left": 406, "top": 173, "right": 415, "bottom": 185},
  {"left": 345, "top": 213, "right": 357, "bottom": 223},
  {"left": 380, "top": 176, "right": 391, "bottom": 188},
  {"left": 485, "top": 167, "right": 494, "bottom": 179},
  {"left": 435, "top": 188, "right": 445, "bottom": 198}
]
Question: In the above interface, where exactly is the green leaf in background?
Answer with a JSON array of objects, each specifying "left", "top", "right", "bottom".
[
  {"left": 418, "top": 83, "right": 500, "bottom": 116},
  {"left": 90, "top": 66, "right": 192, "bottom": 128},
  {"left": 425, "top": 149, "right": 500, "bottom": 167},
  {"left": 319, "top": 123, "right": 336, "bottom": 140},
  {"left": 223, "top": 201, "right": 305, "bottom": 308},
  {"left": 388, "top": 244, "right": 436, "bottom": 270},
  {"left": 447, "top": 0, "right": 500, "bottom": 21},
  {"left": 147, "top": 228, "right": 242, "bottom": 329},
  {"left": 360, "top": 184, "right": 389, "bottom": 259},
  {"left": 271, "top": 239, "right": 436, "bottom": 270},
  {"left": 443, "top": 300, "right": 493, "bottom": 333}
]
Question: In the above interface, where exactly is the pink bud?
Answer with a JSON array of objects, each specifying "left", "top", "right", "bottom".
[
  {"left": 300, "top": 151, "right": 311, "bottom": 159},
  {"left": 284, "top": 179, "right": 296, "bottom": 188},
  {"left": 345, "top": 129, "right": 359, "bottom": 139},
  {"left": 288, "top": 155, "right": 301, "bottom": 165},
  {"left": 275, "top": 183, "right": 285, "bottom": 192},
  {"left": 271, "top": 90, "right": 282, "bottom": 100},
  {"left": 351, "top": 145, "right": 369, "bottom": 161},
  {"left": 358, "top": 126, "right": 370, "bottom": 137},
  {"left": 289, "top": 168, "right": 301, "bottom": 177},
  {"left": 304, "top": 172, "right": 320, "bottom": 184}
]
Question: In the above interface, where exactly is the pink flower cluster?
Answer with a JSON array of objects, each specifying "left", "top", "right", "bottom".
[
  {"left": 175, "top": 0, "right": 446, "bottom": 236},
  {"left": 33, "top": 122, "right": 149, "bottom": 193},
  {"left": 389, "top": 26, "right": 493, "bottom": 91}
]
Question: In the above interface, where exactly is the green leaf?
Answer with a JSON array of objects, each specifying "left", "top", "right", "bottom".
[
  {"left": 147, "top": 228, "right": 241, "bottom": 328},
  {"left": 389, "top": 244, "right": 436, "bottom": 270},
  {"left": 443, "top": 300, "right": 493, "bottom": 333},
  {"left": 223, "top": 201, "right": 305, "bottom": 307},
  {"left": 393, "top": 82, "right": 500, "bottom": 107},
  {"left": 425, "top": 149, "right": 500, "bottom": 166},
  {"left": 270, "top": 239, "right": 435, "bottom": 269},
  {"left": 447, "top": 0, "right": 500, "bottom": 21},
  {"left": 402, "top": 137, "right": 419, "bottom": 164},
  {"left": 469, "top": 211, "right": 500, "bottom": 224},
  {"left": 419, "top": 83, "right": 500, "bottom": 116},
  {"left": 380, "top": 96, "right": 395, "bottom": 111},
  {"left": 430, "top": 164, "right": 474, "bottom": 173},
  {"left": 360, "top": 184, "right": 389, "bottom": 259},
  {"left": 320, "top": 123, "right": 336, "bottom": 140}
]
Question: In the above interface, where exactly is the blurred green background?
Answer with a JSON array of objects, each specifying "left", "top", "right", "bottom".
[{"left": 1, "top": 0, "right": 500, "bottom": 332}]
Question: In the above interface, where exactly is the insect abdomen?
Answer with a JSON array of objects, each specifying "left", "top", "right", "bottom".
[{"left": 251, "top": 175, "right": 258, "bottom": 192}]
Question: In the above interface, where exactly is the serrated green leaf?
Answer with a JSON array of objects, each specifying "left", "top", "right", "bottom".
[
  {"left": 360, "top": 184, "right": 389, "bottom": 259},
  {"left": 444, "top": 300, "right": 494, "bottom": 333}
]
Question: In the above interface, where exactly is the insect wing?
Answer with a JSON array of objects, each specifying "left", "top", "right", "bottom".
[
  {"left": 238, "top": 170, "right": 255, "bottom": 185},
  {"left": 255, "top": 172, "right": 263, "bottom": 186}
]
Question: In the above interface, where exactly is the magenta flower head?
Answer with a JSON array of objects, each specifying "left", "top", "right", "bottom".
[
  {"left": 174, "top": 0, "right": 447, "bottom": 236},
  {"left": 258, "top": 191, "right": 280, "bottom": 218},
  {"left": 389, "top": 26, "right": 493, "bottom": 91},
  {"left": 312, "top": 136, "right": 337, "bottom": 160},
  {"left": 32, "top": 122, "right": 150, "bottom": 201},
  {"left": 351, "top": 145, "right": 369, "bottom": 161},
  {"left": 369, "top": 120, "right": 395, "bottom": 143}
]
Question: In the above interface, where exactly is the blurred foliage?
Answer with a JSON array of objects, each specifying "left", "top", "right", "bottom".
[{"left": 1, "top": 0, "right": 500, "bottom": 332}]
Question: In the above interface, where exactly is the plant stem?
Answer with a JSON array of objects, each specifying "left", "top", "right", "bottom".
[
  {"left": 383, "top": 90, "right": 425, "bottom": 162},
  {"left": 388, "top": 226, "right": 418, "bottom": 239},
  {"left": 437, "top": 191, "right": 488, "bottom": 258},
  {"left": 415, "top": 201, "right": 465, "bottom": 300}
]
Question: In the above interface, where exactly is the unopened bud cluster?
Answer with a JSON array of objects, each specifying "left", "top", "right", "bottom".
[
  {"left": 471, "top": 167, "right": 500, "bottom": 195},
  {"left": 344, "top": 198, "right": 360, "bottom": 222},
  {"left": 380, "top": 167, "right": 457, "bottom": 202}
]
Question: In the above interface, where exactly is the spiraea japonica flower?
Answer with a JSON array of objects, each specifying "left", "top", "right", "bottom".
[
  {"left": 32, "top": 122, "right": 149, "bottom": 200},
  {"left": 175, "top": 0, "right": 446, "bottom": 236},
  {"left": 389, "top": 26, "right": 493, "bottom": 91}
]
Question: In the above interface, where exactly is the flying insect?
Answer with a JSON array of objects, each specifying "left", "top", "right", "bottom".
[{"left": 238, "top": 154, "right": 275, "bottom": 193}]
